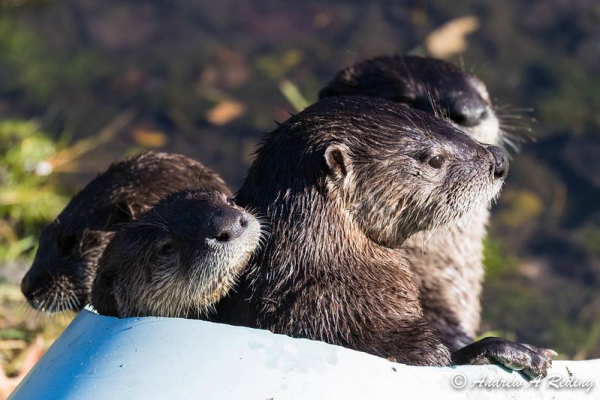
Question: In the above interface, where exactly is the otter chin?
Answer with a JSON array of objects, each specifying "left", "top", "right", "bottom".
[{"left": 91, "top": 190, "right": 262, "bottom": 319}]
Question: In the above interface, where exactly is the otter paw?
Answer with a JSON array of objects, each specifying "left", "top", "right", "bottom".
[{"left": 451, "top": 337, "right": 557, "bottom": 379}]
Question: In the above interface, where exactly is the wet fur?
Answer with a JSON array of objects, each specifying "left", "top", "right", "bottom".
[
  {"left": 319, "top": 55, "right": 504, "bottom": 147},
  {"left": 91, "top": 191, "right": 262, "bottom": 319},
  {"left": 214, "top": 96, "right": 504, "bottom": 366},
  {"left": 320, "top": 55, "right": 517, "bottom": 351},
  {"left": 23, "top": 152, "right": 232, "bottom": 313}
]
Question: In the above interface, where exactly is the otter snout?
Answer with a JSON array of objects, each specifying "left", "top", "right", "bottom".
[
  {"left": 20, "top": 270, "right": 34, "bottom": 299},
  {"left": 208, "top": 208, "right": 249, "bottom": 242},
  {"left": 448, "top": 95, "right": 488, "bottom": 127},
  {"left": 21, "top": 265, "right": 83, "bottom": 312},
  {"left": 487, "top": 145, "right": 509, "bottom": 179}
]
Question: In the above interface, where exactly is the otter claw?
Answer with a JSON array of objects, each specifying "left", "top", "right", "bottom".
[
  {"left": 522, "top": 343, "right": 558, "bottom": 358},
  {"left": 452, "top": 337, "right": 556, "bottom": 379}
]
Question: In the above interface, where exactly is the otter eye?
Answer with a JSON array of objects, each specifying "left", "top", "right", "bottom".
[
  {"left": 157, "top": 241, "right": 175, "bottom": 257},
  {"left": 428, "top": 155, "right": 445, "bottom": 169},
  {"left": 226, "top": 198, "right": 235, "bottom": 207}
]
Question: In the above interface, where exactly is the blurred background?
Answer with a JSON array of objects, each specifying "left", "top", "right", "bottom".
[{"left": 0, "top": 0, "right": 599, "bottom": 392}]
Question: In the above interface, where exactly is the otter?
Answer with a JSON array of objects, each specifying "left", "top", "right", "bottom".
[
  {"left": 319, "top": 55, "right": 517, "bottom": 148},
  {"left": 91, "top": 190, "right": 262, "bottom": 319},
  {"left": 21, "top": 152, "right": 232, "bottom": 313},
  {"left": 319, "top": 55, "right": 525, "bottom": 351},
  {"left": 214, "top": 96, "right": 553, "bottom": 377}
]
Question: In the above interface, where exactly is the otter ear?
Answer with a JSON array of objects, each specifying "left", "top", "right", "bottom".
[
  {"left": 318, "top": 86, "right": 337, "bottom": 100},
  {"left": 106, "top": 201, "right": 136, "bottom": 226},
  {"left": 324, "top": 144, "right": 352, "bottom": 180}
]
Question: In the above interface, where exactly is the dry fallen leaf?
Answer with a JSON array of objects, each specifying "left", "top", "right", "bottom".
[
  {"left": 0, "top": 335, "right": 45, "bottom": 399},
  {"left": 206, "top": 100, "right": 246, "bottom": 126},
  {"left": 131, "top": 128, "right": 168, "bottom": 148},
  {"left": 425, "top": 16, "right": 480, "bottom": 59},
  {"left": 0, "top": 340, "right": 26, "bottom": 351}
]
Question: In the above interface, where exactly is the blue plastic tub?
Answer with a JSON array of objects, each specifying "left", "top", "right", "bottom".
[{"left": 10, "top": 309, "right": 599, "bottom": 399}]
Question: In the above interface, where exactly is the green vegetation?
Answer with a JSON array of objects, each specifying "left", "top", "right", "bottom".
[
  {"left": 0, "top": 120, "right": 68, "bottom": 262},
  {"left": 482, "top": 237, "right": 520, "bottom": 283}
]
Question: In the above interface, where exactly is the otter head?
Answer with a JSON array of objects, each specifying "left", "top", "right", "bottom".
[
  {"left": 319, "top": 55, "right": 515, "bottom": 148},
  {"left": 91, "top": 190, "right": 262, "bottom": 318},
  {"left": 318, "top": 97, "right": 508, "bottom": 248},
  {"left": 21, "top": 199, "right": 132, "bottom": 313},
  {"left": 21, "top": 152, "right": 232, "bottom": 313}
]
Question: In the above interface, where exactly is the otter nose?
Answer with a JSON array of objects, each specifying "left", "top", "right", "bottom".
[
  {"left": 208, "top": 209, "right": 248, "bottom": 242},
  {"left": 21, "top": 272, "right": 33, "bottom": 298},
  {"left": 487, "top": 145, "right": 509, "bottom": 179},
  {"left": 448, "top": 96, "right": 488, "bottom": 127}
]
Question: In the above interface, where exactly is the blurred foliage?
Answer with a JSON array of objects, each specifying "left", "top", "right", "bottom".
[
  {"left": 495, "top": 190, "right": 544, "bottom": 229},
  {"left": 482, "top": 237, "right": 519, "bottom": 283},
  {"left": 0, "top": 120, "right": 68, "bottom": 262},
  {"left": 0, "top": 282, "right": 72, "bottom": 377},
  {"left": 0, "top": 16, "right": 101, "bottom": 105},
  {"left": 0, "top": 0, "right": 598, "bottom": 364},
  {"left": 574, "top": 224, "right": 600, "bottom": 259}
]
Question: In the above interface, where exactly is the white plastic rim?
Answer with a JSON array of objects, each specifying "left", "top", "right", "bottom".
[{"left": 10, "top": 309, "right": 599, "bottom": 400}]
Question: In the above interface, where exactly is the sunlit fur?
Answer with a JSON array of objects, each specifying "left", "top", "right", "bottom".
[
  {"left": 22, "top": 152, "right": 232, "bottom": 313},
  {"left": 215, "top": 96, "right": 507, "bottom": 366},
  {"left": 319, "top": 55, "right": 525, "bottom": 351},
  {"left": 91, "top": 191, "right": 263, "bottom": 319},
  {"left": 333, "top": 118, "right": 505, "bottom": 249}
]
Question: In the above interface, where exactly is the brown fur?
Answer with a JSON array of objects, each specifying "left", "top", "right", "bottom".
[
  {"left": 22, "top": 152, "right": 232, "bottom": 313},
  {"left": 91, "top": 190, "right": 262, "bottom": 319},
  {"left": 319, "top": 55, "right": 525, "bottom": 351},
  {"left": 214, "top": 96, "right": 507, "bottom": 366}
]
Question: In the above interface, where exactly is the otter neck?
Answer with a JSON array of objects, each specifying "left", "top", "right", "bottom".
[
  {"left": 403, "top": 204, "right": 489, "bottom": 350},
  {"left": 228, "top": 180, "right": 423, "bottom": 351}
]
